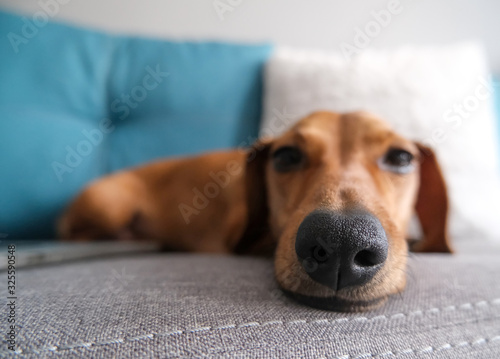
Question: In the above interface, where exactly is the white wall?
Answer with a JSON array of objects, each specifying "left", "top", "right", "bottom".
[{"left": 1, "top": 0, "right": 500, "bottom": 72}]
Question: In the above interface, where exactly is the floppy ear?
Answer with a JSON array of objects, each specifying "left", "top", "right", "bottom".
[
  {"left": 234, "top": 139, "right": 274, "bottom": 255},
  {"left": 411, "top": 144, "right": 453, "bottom": 253}
]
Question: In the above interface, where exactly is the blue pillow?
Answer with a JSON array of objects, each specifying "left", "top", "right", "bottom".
[
  {"left": 0, "top": 10, "right": 272, "bottom": 238},
  {"left": 0, "top": 11, "right": 112, "bottom": 239},
  {"left": 107, "top": 37, "right": 271, "bottom": 171}
]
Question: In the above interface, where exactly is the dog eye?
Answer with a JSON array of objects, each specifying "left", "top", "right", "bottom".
[
  {"left": 380, "top": 148, "right": 415, "bottom": 174},
  {"left": 272, "top": 146, "right": 303, "bottom": 172}
]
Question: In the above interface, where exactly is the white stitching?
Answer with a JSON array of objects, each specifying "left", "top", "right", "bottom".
[
  {"left": 127, "top": 333, "right": 155, "bottom": 341},
  {"left": 3, "top": 297, "right": 499, "bottom": 355},
  {"left": 93, "top": 338, "right": 124, "bottom": 347},
  {"left": 237, "top": 321, "right": 259, "bottom": 328},
  {"left": 417, "top": 346, "right": 433, "bottom": 353},
  {"left": 435, "top": 343, "right": 452, "bottom": 351},
  {"left": 354, "top": 353, "right": 372, "bottom": 358},
  {"left": 156, "top": 330, "right": 182, "bottom": 337},
  {"left": 261, "top": 320, "right": 282, "bottom": 325},
  {"left": 214, "top": 324, "right": 236, "bottom": 330},
  {"left": 472, "top": 338, "right": 487, "bottom": 346},
  {"left": 288, "top": 319, "right": 307, "bottom": 325},
  {"left": 333, "top": 336, "right": 500, "bottom": 359},
  {"left": 187, "top": 326, "right": 211, "bottom": 333}
]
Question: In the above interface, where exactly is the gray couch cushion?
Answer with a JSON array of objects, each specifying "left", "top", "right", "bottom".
[{"left": 1, "top": 246, "right": 500, "bottom": 358}]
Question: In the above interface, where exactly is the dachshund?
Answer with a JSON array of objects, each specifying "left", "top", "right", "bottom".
[{"left": 59, "top": 111, "right": 452, "bottom": 311}]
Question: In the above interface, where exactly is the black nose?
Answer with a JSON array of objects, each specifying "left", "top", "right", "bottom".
[{"left": 295, "top": 209, "right": 388, "bottom": 291}]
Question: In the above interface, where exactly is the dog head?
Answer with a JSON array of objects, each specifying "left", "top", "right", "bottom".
[{"left": 243, "top": 111, "right": 452, "bottom": 311}]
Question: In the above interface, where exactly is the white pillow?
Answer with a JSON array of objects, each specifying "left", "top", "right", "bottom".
[{"left": 261, "top": 43, "right": 500, "bottom": 243}]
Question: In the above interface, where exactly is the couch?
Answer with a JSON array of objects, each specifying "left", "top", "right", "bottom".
[{"left": 1, "top": 9, "right": 500, "bottom": 358}]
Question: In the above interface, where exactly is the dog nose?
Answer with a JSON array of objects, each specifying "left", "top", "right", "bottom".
[{"left": 295, "top": 209, "right": 388, "bottom": 291}]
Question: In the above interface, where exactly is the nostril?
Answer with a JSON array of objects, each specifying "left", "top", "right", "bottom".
[
  {"left": 354, "top": 249, "right": 379, "bottom": 267},
  {"left": 312, "top": 245, "right": 328, "bottom": 262}
]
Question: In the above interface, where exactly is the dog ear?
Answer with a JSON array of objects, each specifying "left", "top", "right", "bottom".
[
  {"left": 234, "top": 139, "right": 274, "bottom": 255},
  {"left": 411, "top": 144, "right": 453, "bottom": 253}
]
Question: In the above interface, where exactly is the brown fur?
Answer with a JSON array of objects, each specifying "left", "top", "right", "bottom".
[{"left": 59, "top": 111, "right": 452, "bottom": 311}]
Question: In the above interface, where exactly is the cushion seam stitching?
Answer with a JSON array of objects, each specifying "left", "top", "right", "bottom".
[{"left": 5, "top": 297, "right": 500, "bottom": 355}]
